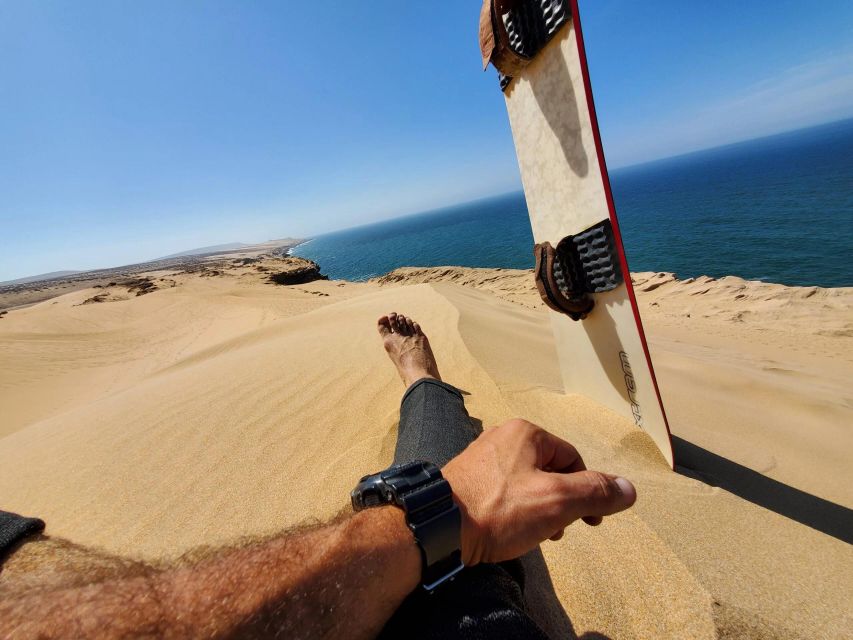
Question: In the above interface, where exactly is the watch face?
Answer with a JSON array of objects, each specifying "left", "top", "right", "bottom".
[
  {"left": 382, "top": 460, "right": 436, "bottom": 492},
  {"left": 353, "top": 461, "right": 439, "bottom": 510},
  {"left": 352, "top": 460, "right": 461, "bottom": 591},
  {"left": 351, "top": 472, "right": 390, "bottom": 511}
]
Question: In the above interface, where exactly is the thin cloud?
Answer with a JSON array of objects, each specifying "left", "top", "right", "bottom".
[{"left": 607, "top": 50, "right": 853, "bottom": 168}]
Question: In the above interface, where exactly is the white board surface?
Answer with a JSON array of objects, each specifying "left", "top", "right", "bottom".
[{"left": 503, "top": 19, "right": 674, "bottom": 467}]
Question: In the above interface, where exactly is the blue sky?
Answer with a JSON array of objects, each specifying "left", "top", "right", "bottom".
[{"left": 2, "top": 1, "right": 852, "bottom": 280}]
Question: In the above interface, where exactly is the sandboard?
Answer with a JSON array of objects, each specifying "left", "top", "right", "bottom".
[{"left": 484, "top": 0, "right": 674, "bottom": 466}]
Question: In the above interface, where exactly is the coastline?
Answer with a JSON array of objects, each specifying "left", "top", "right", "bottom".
[
  {"left": 285, "top": 238, "right": 314, "bottom": 258},
  {"left": 0, "top": 238, "right": 304, "bottom": 312}
]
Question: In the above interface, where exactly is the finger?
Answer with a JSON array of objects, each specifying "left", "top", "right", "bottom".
[
  {"left": 536, "top": 430, "right": 588, "bottom": 474},
  {"left": 388, "top": 312, "right": 398, "bottom": 332},
  {"left": 412, "top": 322, "right": 421, "bottom": 335},
  {"left": 557, "top": 471, "right": 636, "bottom": 522},
  {"left": 405, "top": 317, "right": 415, "bottom": 334}
]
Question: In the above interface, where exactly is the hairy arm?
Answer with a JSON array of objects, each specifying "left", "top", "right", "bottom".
[
  {"left": 2, "top": 418, "right": 636, "bottom": 639},
  {"left": 1, "top": 507, "right": 420, "bottom": 640}
]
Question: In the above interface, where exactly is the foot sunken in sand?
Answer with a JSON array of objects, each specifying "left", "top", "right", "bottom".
[{"left": 377, "top": 312, "right": 441, "bottom": 387}]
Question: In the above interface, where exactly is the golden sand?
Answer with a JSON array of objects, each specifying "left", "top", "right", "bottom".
[{"left": 1, "top": 260, "right": 850, "bottom": 638}]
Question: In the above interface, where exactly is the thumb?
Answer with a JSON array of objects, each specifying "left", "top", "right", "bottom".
[{"left": 557, "top": 471, "right": 637, "bottom": 523}]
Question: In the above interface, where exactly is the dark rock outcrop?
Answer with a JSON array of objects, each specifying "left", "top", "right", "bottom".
[
  {"left": 268, "top": 258, "right": 327, "bottom": 286},
  {"left": 122, "top": 278, "right": 158, "bottom": 296}
]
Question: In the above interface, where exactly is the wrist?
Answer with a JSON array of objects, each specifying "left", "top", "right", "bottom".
[
  {"left": 346, "top": 507, "right": 422, "bottom": 593},
  {"left": 442, "top": 462, "right": 486, "bottom": 566},
  {"left": 350, "top": 461, "right": 465, "bottom": 590}
]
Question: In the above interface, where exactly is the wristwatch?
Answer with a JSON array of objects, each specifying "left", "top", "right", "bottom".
[{"left": 351, "top": 460, "right": 465, "bottom": 591}]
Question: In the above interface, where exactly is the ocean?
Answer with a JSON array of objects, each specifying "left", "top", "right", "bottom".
[{"left": 293, "top": 119, "right": 853, "bottom": 288}]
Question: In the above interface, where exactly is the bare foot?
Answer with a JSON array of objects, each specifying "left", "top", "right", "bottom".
[{"left": 377, "top": 312, "right": 441, "bottom": 387}]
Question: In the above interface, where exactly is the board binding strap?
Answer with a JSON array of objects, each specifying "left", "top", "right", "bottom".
[
  {"left": 479, "top": 0, "right": 571, "bottom": 93},
  {"left": 534, "top": 220, "right": 623, "bottom": 320}
]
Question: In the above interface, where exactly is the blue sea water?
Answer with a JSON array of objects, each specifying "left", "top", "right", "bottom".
[{"left": 293, "top": 119, "right": 853, "bottom": 288}]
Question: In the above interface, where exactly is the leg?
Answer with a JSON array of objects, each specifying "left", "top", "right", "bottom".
[
  {"left": 376, "top": 313, "right": 552, "bottom": 640},
  {"left": 395, "top": 379, "right": 479, "bottom": 468},
  {"left": 377, "top": 310, "right": 478, "bottom": 467},
  {"left": 377, "top": 311, "right": 478, "bottom": 467}
]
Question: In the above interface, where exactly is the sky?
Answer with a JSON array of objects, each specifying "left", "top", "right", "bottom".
[{"left": 1, "top": 1, "right": 852, "bottom": 281}]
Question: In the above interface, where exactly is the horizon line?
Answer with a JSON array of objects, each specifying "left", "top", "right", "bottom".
[{"left": 4, "top": 115, "right": 849, "bottom": 283}]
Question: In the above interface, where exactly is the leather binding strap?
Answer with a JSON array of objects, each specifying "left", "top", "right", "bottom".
[
  {"left": 534, "top": 241, "right": 595, "bottom": 320},
  {"left": 480, "top": 0, "right": 572, "bottom": 91},
  {"left": 479, "top": 0, "right": 531, "bottom": 78}
]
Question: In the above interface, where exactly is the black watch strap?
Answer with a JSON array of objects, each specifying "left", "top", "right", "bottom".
[
  {"left": 393, "top": 464, "right": 464, "bottom": 590},
  {"left": 351, "top": 461, "right": 465, "bottom": 591}
]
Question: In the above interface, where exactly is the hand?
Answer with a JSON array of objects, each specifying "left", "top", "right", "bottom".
[{"left": 442, "top": 418, "right": 636, "bottom": 565}]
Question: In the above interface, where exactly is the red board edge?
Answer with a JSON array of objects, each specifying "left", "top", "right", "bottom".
[{"left": 568, "top": 0, "right": 675, "bottom": 468}]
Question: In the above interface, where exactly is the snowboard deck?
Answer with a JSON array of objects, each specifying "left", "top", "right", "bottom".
[{"left": 498, "top": 0, "right": 674, "bottom": 466}]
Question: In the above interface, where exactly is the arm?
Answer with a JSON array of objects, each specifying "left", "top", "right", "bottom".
[
  {"left": 1, "top": 419, "right": 636, "bottom": 639},
  {"left": 1, "top": 507, "right": 420, "bottom": 640}
]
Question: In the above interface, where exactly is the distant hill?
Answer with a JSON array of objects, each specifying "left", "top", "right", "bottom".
[
  {"left": 1, "top": 239, "right": 305, "bottom": 289},
  {"left": 1, "top": 270, "right": 83, "bottom": 286},
  {"left": 156, "top": 243, "right": 249, "bottom": 260}
]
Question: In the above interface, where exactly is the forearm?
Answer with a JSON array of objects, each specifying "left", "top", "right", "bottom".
[
  {"left": 2, "top": 418, "right": 638, "bottom": 638},
  {"left": 171, "top": 507, "right": 421, "bottom": 639},
  {"left": 1, "top": 508, "right": 421, "bottom": 640}
]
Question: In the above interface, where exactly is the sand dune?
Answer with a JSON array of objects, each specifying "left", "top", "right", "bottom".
[
  {"left": 376, "top": 267, "right": 853, "bottom": 507},
  {"left": 1, "top": 261, "right": 851, "bottom": 638}
]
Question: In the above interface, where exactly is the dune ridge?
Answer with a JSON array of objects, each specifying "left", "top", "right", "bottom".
[{"left": 1, "top": 260, "right": 850, "bottom": 638}]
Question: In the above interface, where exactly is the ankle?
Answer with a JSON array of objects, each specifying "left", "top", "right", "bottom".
[{"left": 403, "top": 371, "right": 438, "bottom": 387}]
